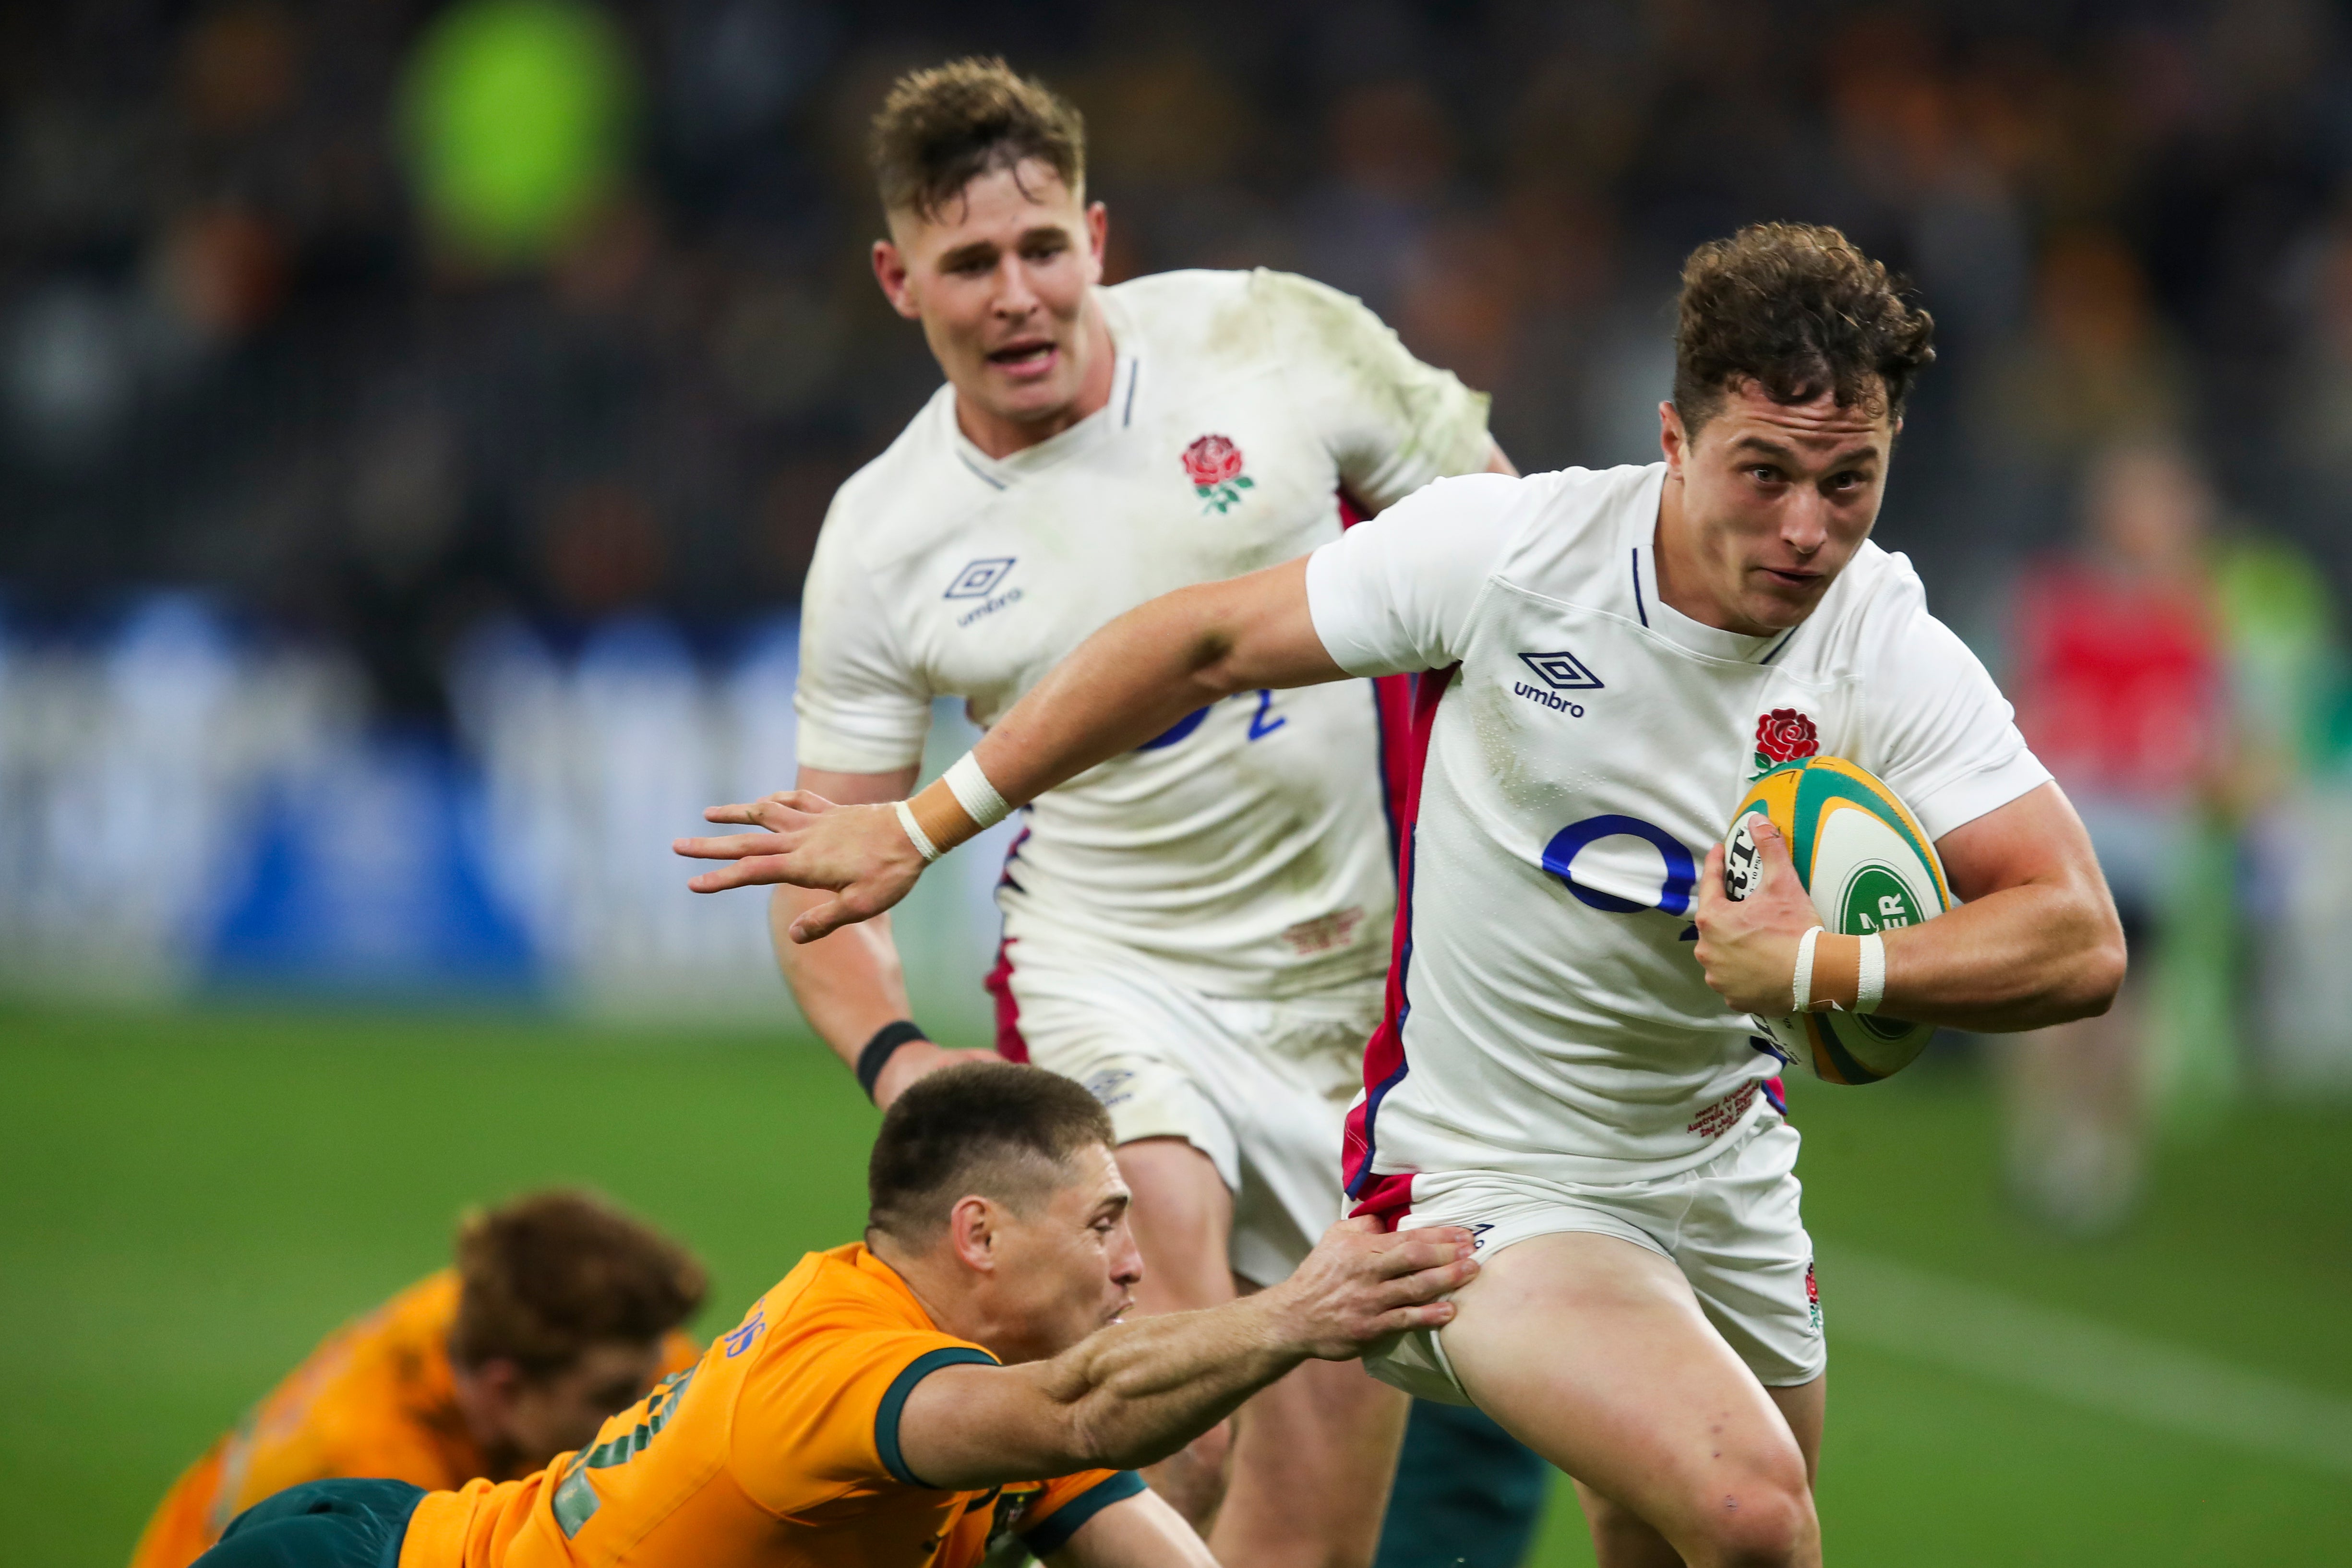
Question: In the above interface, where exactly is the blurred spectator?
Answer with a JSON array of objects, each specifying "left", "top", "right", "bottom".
[{"left": 1998, "top": 441, "right": 2228, "bottom": 1232}]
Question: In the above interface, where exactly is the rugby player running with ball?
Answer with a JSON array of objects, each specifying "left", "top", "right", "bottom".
[
  {"left": 729, "top": 58, "right": 1538, "bottom": 1568},
  {"left": 682, "top": 223, "right": 2127, "bottom": 1567}
]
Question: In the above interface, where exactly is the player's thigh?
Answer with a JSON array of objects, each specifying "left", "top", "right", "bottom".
[
  {"left": 1442, "top": 1231, "right": 1813, "bottom": 1554},
  {"left": 1669, "top": 1118, "right": 1827, "bottom": 1481},
  {"left": 1213, "top": 1356, "right": 1409, "bottom": 1568},
  {"left": 1116, "top": 1135, "right": 1238, "bottom": 1314}
]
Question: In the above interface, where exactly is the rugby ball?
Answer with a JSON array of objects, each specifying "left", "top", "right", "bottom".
[{"left": 1723, "top": 756, "right": 1952, "bottom": 1084}]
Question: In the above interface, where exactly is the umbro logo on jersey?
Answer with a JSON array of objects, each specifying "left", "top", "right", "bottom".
[
  {"left": 1519, "top": 650, "right": 1603, "bottom": 690},
  {"left": 946, "top": 557, "right": 1024, "bottom": 628},
  {"left": 944, "top": 557, "right": 1017, "bottom": 598},
  {"left": 1514, "top": 649, "right": 1602, "bottom": 716}
]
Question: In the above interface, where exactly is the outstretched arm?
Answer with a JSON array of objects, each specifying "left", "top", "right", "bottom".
[
  {"left": 894, "top": 1217, "right": 1476, "bottom": 1490},
  {"left": 675, "top": 558, "right": 1341, "bottom": 941}
]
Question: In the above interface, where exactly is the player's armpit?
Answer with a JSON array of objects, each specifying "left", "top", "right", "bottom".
[{"left": 1043, "top": 1486, "right": 1218, "bottom": 1568}]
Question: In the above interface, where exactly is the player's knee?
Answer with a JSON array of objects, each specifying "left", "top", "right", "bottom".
[{"left": 1687, "top": 1472, "right": 1815, "bottom": 1568}]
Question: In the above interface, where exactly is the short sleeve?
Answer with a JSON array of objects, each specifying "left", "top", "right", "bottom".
[
  {"left": 1253, "top": 270, "right": 1493, "bottom": 512},
  {"left": 732, "top": 1329, "right": 996, "bottom": 1511},
  {"left": 1866, "top": 596, "right": 2054, "bottom": 844},
  {"left": 1020, "top": 1469, "right": 1147, "bottom": 1557},
  {"left": 793, "top": 503, "right": 935, "bottom": 774},
  {"left": 1305, "top": 472, "right": 1521, "bottom": 676}
]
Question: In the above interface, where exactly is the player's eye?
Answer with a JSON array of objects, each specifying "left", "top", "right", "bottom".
[
  {"left": 1749, "top": 466, "right": 1781, "bottom": 484},
  {"left": 1024, "top": 237, "right": 1069, "bottom": 261}
]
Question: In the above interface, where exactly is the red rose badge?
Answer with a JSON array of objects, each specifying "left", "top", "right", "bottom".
[
  {"left": 1182, "top": 434, "right": 1254, "bottom": 513},
  {"left": 1753, "top": 708, "right": 1819, "bottom": 773}
]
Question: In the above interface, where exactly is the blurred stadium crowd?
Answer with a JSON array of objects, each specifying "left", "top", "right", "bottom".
[{"left": 6, "top": 1, "right": 2352, "bottom": 1092}]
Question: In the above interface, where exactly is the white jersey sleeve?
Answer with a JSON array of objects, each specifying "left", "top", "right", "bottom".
[
  {"left": 1304, "top": 474, "right": 1522, "bottom": 676},
  {"left": 1253, "top": 270, "right": 1494, "bottom": 512},
  {"left": 792, "top": 502, "right": 933, "bottom": 775},
  {"left": 1861, "top": 570, "right": 2053, "bottom": 843}
]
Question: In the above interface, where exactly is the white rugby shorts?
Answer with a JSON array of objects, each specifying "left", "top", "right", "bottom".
[
  {"left": 989, "top": 934, "right": 1379, "bottom": 1287},
  {"left": 1364, "top": 1115, "right": 1824, "bottom": 1402}
]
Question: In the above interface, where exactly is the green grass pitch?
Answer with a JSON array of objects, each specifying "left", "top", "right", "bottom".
[{"left": 4, "top": 1005, "right": 2347, "bottom": 1567}]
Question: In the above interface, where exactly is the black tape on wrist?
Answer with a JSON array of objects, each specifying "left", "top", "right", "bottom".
[{"left": 855, "top": 1021, "right": 930, "bottom": 1102}]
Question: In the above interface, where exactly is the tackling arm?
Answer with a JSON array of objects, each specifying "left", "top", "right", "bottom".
[
  {"left": 894, "top": 1218, "right": 1474, "bottom": 1491},
  {"left": 1693, "top": 782, "right": 2125, "bottom": 1030},
  {"left": 674, "top": 559, "right": 1344, "bottom": 942}
]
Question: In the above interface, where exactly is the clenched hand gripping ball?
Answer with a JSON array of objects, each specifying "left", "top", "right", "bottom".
[{"left": 1723, "top": 756, "right": 1953, "bottom": 1083}]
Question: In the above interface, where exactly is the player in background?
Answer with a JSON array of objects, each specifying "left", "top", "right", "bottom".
[
  {"left": 191, "top": 1063, "right": 1481, "bottom": 1568},
  {"left": 133, "top": 1191, "right": 705, "bottom": 1568},
  {"left": 681, "top": 223, "right": 2128, "bottom": 1567},
  {"left": 748, "top": 58, "right": 1537, "bottom": 1568},
  {"left": 2001, "top": 439, "right": 2226, "bottom": 1233}
]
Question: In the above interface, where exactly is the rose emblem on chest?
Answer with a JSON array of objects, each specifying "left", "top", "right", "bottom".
[
  {"left": 1752, "top": 707, "right": 1819, "bottom": 776},
  {"left": 1182, "top": 433, "right": 1255, "bottom": 514}
]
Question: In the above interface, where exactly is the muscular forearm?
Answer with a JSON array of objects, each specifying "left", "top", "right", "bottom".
[
  {"left": 1882, "top": 879, "right": 2124, "bottom": 1031},
  {"left": 1016, "top": 1298, "right": 1302, "bottom": 1476},
  {"left": 772, "top": 885, "right": 912, "bottom": 1054}
]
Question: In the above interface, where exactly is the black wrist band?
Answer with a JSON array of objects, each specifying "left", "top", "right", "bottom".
[{"left": 856, "top": 1021, "right": 929, "bottom": 1102}]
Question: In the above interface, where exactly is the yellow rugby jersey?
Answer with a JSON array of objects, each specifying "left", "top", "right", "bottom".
[
  {"left": 397, "top": 1243, "right": 1142, "bottom": 1568},
  {"left": 131, "top": 1269, "right": 697, "bottom": 1568}
]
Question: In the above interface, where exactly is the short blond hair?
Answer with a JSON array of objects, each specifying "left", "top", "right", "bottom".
[{"left": 868, "top": 57, "right": 1085, "bottom": 221}]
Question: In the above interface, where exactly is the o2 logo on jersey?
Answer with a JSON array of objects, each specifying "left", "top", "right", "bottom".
[
  {"left": 1541, "top": 814, "right": 1696, "bottom": 916},
  {"left": 944, "top": 557, "right": 1017, "bottom": 598}
]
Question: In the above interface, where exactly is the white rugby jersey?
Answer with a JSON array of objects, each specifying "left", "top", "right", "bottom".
[
  {"left": 1308, "top": 464, "right": 2052, "bottom": 1194},
  {"left": 795, "top": 268, "right": 1493, "bottom": 994}
]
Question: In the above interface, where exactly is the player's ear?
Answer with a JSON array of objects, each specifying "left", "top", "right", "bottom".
[
  {"left": 1084, "top": 200, "right": 1108, "bottom": 275},
  {"left": 946, "top": 1194, "right": 997, "bottom": 1272},
  {"left": 872, "top": 237, "right": 921, "bottom": 321},
  {"left": 1659, "top": 401, "right": 1686, "bottom": 473}
]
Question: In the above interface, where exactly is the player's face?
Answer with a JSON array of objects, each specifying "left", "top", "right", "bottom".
[
  {"left": 990, "top": 1142, "right": 1141, "bottom": 1363},
  {"left": 1659, "top": 382, "right": 1894, "bottom": 634},
  {"left": 500, "top": 1338, "right": 670, "bottom": 1465},
  {"left": 872, "top": 163, "right": 1107, "bottom": 433}
]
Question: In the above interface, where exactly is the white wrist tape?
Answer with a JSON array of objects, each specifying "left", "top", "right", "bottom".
[
  {"left": 1791, "top": 925, "right": 1824, "bottom": 1014},
  {"left": 1855, "top": 933, "right": 1886, "bottom": 1015},
  {"left": 894, "top": 799, "right": 941, "bottom": 863},
  {"left": 942, "top": 752, "right": 1010, "bottom": 830}
]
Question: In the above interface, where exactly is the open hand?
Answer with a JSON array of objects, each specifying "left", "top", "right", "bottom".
[
  {"left": 1693, "top": 818, "right": 1819, "bottom": 1015},
  {"left": 672, "top": 790, "right": 926, "bottom": 942},
  {"left": 1269, "top": 1216, "right": 1480, "bottom": 1361}
]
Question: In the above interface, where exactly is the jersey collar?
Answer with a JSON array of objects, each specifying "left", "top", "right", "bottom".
[{"left": 946, "top": 289, "right": 1143, "bottom": 488}]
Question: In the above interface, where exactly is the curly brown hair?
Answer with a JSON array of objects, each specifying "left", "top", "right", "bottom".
[
  {"left": 1672, "top": 222, "right": 1936, "bottom": 435},
  {"left": 450, "top": 1190, "right": 707, "bottom": 1377},
  {"left": 869, "top": 57, "right": 1086, "bottom": 222}
]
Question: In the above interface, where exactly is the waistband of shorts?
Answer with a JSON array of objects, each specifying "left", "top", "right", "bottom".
[{"left": 1400, "top": 1104, "right": 1786, "bottom": 1204}]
